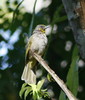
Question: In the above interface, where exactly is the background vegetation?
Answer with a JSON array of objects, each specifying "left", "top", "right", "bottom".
[{"left": 0, "top": 0, "right": 85, "bottom": 100}]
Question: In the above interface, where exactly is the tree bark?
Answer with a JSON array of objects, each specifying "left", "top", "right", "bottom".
[{"left": 62, "top": 0, "right": 85, "bottom": 60}]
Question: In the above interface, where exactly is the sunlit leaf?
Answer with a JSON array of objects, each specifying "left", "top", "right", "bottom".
[
  {"left": 41, "top": 89, "right": 47, "bottom": 92},
  {"left": 33, "top": 91, "right": 37, "bottom": 100},
  {"left": 47, "top": 73, "right": 55, "bottom": 82},
  {"left": 37, "top": 79, "right": 45, "bottom": 91},
  {"left": 22, "top": 83, "right": 28, "bottom": 88},
  {"left": 24, "top": 87, "right": 32, "bottom": 100},
  {"left": 19, "top": 87, "right": 27, "bottom": 98}
]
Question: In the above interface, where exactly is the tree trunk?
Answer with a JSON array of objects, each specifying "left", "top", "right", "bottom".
[{"left": 62, "top": 0, "right": 85, "bottom": 60}]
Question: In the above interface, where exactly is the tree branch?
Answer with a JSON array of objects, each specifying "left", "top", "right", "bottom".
[{"left": 32, "top": 52, "right": 78, "bottom": 100}]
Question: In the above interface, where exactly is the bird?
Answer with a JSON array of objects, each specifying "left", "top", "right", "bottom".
[{"left": 21, "top": 24, "right": 49, "bottom": 84}]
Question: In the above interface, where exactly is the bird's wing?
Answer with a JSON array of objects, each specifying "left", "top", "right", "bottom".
[{"left": 25, "top": 36, "right": 33, "bottom": 64}]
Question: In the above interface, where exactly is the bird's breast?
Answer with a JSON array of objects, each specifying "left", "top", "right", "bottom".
[{"left": 30, "top": 34, "right": 47, "bottom": 54}]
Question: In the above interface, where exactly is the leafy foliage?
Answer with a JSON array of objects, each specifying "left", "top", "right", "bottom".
[{"left": 19, "top": 79, "right": 50, "bottom": 100}]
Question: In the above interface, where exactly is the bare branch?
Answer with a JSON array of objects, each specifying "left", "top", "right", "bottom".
[{"left": 32, "top": 52, "right": 78, "bottom": 100}]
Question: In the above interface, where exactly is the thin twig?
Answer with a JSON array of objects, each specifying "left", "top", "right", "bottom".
[
  {"left": 12, "top": 0, "right": 24, "bottom": 25},
  {"left": 32, "top": 52, "right": 78, "bottom": 100},
  {"left": 29, "top": 0, "right": 37, "bottom": 37}
]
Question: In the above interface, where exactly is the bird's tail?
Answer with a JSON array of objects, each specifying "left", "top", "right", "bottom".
[{"left": 21, "top": 61, "right": 36, "bottom": 84}]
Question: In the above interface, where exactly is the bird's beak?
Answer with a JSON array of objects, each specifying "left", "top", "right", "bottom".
[{"left": 44, "top": 25, "right": 50, "bottom": 29}]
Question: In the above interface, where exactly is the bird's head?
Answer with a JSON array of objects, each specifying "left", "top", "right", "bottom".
[{"left": 33, "top": 24, "right": 50, "bottom": 34}]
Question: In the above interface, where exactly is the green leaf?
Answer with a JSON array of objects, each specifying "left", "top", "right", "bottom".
[
  {"left": 66, "top": 46, "right": 79, "bottom": 96},
  {"left": 47, "top": 73, "right": 55, "bottom": 82},
  {"left": 33, "top": 91, "right": 37, "bottom": 100},
  {"left": 22, "top": 83, "right": 28, "bottom": 88},
  {"left": 19, "top": 87, "right": 27, "bottom": 98},
  {"left": 59, "top": 45, "right": 79, "bottom": 100},
  {"left": 24, "top": 87, "right": 32, "bottom": 100},
  {"left": 59, "top": 91, "right": 66, "bottom": 100},
  {"left": 53, "top": 16, "right": 67, "bottom": 23},
  {"left": 37, "top": 79, "right": 45, "bottom": 91},
  {"left": 72, "top": 45, "right": 79, "bottom": 59},
  {"left": 43, "top": 91, "right": 50, "bottom": 98},
  {"left": 41, "top": 89, "right": 47, "bottom": 92}
]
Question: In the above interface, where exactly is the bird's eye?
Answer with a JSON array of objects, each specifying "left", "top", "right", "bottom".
[
  {"left": 39, "top": 28, "right": 41, "bottom": 30},
  {"left": 38, "top": 28, "right": 45, "bottom": 33}
]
